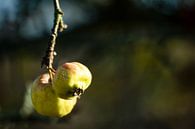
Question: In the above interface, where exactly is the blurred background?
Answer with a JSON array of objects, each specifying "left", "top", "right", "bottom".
[{"left": 0, "top": 0, "right": 195, "bottom": 129}]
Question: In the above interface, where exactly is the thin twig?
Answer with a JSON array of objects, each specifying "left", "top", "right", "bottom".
[{"left": 41, "top": 0, "right": 67, "bottom": 81}]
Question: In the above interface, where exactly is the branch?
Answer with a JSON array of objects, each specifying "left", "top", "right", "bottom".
[{"left": 41, "top": 0, "right": 67, "bottom": 81}]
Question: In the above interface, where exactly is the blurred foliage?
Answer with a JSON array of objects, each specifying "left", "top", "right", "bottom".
[{"left": 0, "top": 0, "right": 195, "bottom": 39}]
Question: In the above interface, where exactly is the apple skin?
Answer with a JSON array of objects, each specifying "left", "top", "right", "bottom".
[
  {"left": 31, "top": 73, "right": 77, "bottom": 117},
  {"left": 52, "top": 62, "right": 92, "bottom": 99}
]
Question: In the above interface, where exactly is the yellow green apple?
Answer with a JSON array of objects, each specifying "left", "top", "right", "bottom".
[
  {"left": 52, "top": 62, "right": 92, "bottom": 99},
  {"left": 31, "top": 73, "right": 77, "bottom": 117}
]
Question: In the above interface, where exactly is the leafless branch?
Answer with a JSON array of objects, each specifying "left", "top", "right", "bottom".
[{"left": 41, "top": 0, "right": 67, "bottom": 81}]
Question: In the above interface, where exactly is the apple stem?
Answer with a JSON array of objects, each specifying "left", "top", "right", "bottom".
[{"left": 41, "top": 0, "right": 67, "bottom": 81}]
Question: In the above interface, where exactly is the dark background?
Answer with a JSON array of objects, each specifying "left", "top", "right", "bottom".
[{"left": 0, "top": 0, "right": 195, "bottom": 129}]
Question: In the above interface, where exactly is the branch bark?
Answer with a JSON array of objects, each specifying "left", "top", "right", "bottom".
[{"left": 41, "top": 0, "right": 67, "bottom": 81}]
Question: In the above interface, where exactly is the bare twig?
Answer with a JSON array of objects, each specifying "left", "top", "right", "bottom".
[{"left": 41, "top": 0, "right": 67, "bottom": 81}]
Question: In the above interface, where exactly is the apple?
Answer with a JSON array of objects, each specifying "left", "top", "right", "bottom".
[
  {"left": 31, "top": 73, "right": 77, "bottom": 117},
  {"left": 52, "top": 62, "right": 92, "bottom": 99}
]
